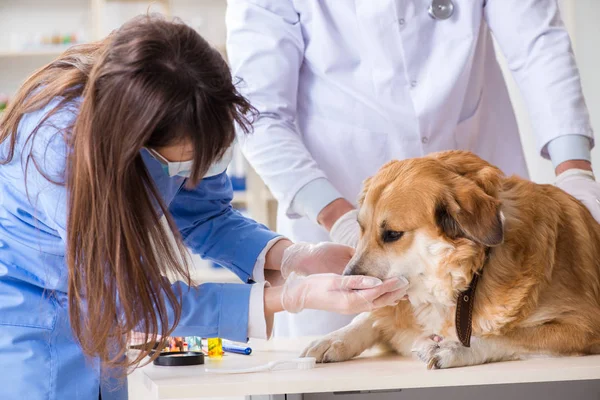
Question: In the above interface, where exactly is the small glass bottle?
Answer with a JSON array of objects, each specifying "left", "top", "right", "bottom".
[
  {"left": 207, "top": 338, "right": 223, "bottom": 358},
  {"left": 186, "top": 336, "right": 202, "bottom": 352}
]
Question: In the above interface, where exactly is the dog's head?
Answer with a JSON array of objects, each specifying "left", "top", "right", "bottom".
[{"left": 344, "top": 151, "right": 505, "bottom": 304}]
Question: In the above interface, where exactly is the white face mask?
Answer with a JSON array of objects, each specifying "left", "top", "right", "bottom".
[{"left": 146, "top": 143, "right": 234, "bottom": 179}]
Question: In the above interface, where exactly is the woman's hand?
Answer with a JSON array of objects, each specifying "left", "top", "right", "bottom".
[
  {"left": 280, "top": 242, "right": 354, "bottom": 278},
  {"left": 280, "top": 273, "right": 409, "bottom": 314}
]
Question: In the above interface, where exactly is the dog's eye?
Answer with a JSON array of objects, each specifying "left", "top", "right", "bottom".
[{"left": 382, "top": 230, "right": 404, "bottom": 243}]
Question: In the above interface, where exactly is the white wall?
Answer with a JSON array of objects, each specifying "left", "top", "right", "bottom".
[
  {"left": 573, "top": 0, "right": 600, "bottom": 172},
  {"left": 496, "top": 0, "right": 599, "bottom": 184}
]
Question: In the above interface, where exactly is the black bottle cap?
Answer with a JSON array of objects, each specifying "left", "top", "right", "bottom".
[{"left": 153, "top": 351, "right": 205, "bottom": 366}]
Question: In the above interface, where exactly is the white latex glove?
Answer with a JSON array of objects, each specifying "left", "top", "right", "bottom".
[
  {"left": 280, "top": 242, "right": 354, "bottom": 279},
  {"left": 281, "top": 273, "right": 409, "bottom": 314},
  {"left": 555, "top": 169, "right": 600, "bottom": 223},
  {"left": 330, "top": 209, "right": 360, "bottom": 248}
]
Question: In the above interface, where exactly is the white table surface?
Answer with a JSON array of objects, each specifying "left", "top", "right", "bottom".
[{"left": 134, "top": 337, "right": 600, "bottom": 399}]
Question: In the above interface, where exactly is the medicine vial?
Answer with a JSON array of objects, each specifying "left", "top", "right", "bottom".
[{"left": 207, "top": 338, "right": 224, "bottom": 358}]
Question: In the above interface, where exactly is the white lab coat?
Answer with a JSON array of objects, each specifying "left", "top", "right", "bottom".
[{"left": 226, "top": 0, "right": 592, "bottom": 337}]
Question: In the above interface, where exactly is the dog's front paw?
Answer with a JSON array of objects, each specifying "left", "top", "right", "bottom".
[
  {"left": 413, "top": 335, "right": 444, "bottom": 368},
  {"left": 301, "top": 334, "right": 361, "bottom": 363},
  {"left": 413, "top": 337, "right": 468, "bottom": 370}
]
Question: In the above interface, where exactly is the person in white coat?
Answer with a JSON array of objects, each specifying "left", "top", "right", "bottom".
[{"left": 226, "top": 0, "right": 600, "bottom": 337}]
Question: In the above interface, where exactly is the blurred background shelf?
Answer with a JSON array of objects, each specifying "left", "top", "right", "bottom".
[{"left": 0, "top": 47, "right": 73, "bottom": 58}]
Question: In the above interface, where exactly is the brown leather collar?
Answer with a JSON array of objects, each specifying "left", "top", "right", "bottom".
[{"left": 455, "top": 248, "right": 490, "bottom": 347}]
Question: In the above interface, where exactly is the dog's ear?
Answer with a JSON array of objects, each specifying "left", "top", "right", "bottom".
[
  {"left": 435, "top": 180, "right": 504, "bottom": 247},
  {"left": 430, "top": 151, "right": 504, "bottom": 198},
  {"left": 357, "top": 176, "right": 373, "bottom": 207}
]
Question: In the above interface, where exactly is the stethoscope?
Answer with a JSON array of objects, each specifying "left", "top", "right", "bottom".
[{"left": 428, "top": 0, "right": 455, "bottom": 20}]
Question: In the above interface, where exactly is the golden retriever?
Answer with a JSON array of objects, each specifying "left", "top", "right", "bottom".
[{"left": 302, "top": 150, "right": 600, "bottom": 369}]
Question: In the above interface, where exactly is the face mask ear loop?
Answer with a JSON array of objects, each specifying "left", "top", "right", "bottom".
[{"left": 146, "top": 148, "right": 170, "bottom": 165}]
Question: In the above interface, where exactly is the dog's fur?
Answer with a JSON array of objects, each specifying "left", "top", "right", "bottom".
[{"left": 302, "top": 150, "right": 600, "bottom": 369}]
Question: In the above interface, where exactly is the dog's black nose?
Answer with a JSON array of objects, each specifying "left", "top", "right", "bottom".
[{"left": 343, "top": 260, "right": 366, "bottom": 276}]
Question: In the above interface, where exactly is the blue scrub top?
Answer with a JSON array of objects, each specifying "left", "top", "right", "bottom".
[{"left": 0, "top": 99, "right": 279, "bottom": 399}]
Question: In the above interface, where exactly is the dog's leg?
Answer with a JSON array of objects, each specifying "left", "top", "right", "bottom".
[
  {"left": 386, "top": 328, "right": 425, "bottom": 357},
  {"left": 500, "top": 322, "right": 596, "bottom": 356},
  {"left": 414, "top": 336, "right": 522, "bottom": 369},
  {"left": 301, "top": 312, "right": 380, "bottom": 363},
  {"left": 415, "top": 321, "right": 597, "bottom": 369},
  {"left": 587, "top": 343, "right": 600, "bottom": 354}
]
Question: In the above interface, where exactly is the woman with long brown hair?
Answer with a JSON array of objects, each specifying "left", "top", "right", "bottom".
[{"left": 0, "top": 15, "right": 407, "bottom": 399}]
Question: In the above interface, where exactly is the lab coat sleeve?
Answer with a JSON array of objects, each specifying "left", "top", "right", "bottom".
[
  {"left": 248, "top": 281, "right": 270, "bottom": 339},
  {"left": 547, "top": 134, "right": 592, "bottom": 168},
  {"left": 484, "top": 0, "right": 594, "bottom": 158},
  {"left": 226, "top": 0, "right": 343, "bottom": 219},
  {"left": 168, "top": 172, "right": 280, "bottom": 283}
]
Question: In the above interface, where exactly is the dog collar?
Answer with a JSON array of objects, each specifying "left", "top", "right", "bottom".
[{"left": 455, "top": 248, "right": 490, "bottom": 347}]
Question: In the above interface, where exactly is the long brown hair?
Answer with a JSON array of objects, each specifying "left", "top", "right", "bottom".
[{"left": 0, "top": 15, "right": 254, "bottom": 371}]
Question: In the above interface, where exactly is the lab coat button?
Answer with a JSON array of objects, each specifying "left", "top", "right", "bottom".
[
  {"left": 410, "top": 80, "right": 418, "bottom": 88},
  {"left": 399, "top": 18, "right": 406, "bottom": 25},
  {"left": 422, "top": 137, "right": 429, "bottom": 144},
  {"left": 428, "top": 0, "right": 455, "bottom": 20}
]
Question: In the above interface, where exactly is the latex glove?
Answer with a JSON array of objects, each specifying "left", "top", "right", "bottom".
[
  {"left": 280, "top": 242, "right": 354, "bottom": 279},
  {"left": 330, "top": 209, "right": 360, "bottom": 248},
  {"left": 281, "top": 273, "right": 409, "bottom": 314},
  {"left": 555, "top": 169, "right": 600, "bottom": 223}
]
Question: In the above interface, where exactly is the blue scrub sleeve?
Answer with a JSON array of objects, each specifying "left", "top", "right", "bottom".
[
  {"left": 167, "top": 280, "right": 251, "bottom": 341},
  {"left": 168, "top": 172, "right": 280, "bottom": 283}
]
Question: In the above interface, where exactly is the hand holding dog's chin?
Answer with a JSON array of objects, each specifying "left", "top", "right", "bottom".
[{"left": 279, "top": 274, "right": 409, "bottom": 315}]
